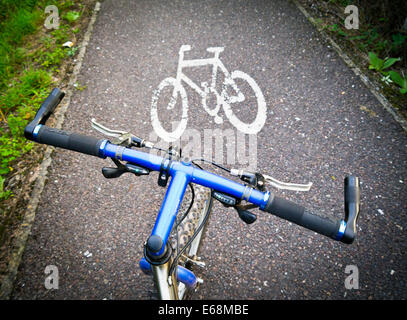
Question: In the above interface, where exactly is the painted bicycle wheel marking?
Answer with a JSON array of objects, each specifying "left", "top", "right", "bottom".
[{"left": 151, "top": 45, "right": 267, "bottom": 142}]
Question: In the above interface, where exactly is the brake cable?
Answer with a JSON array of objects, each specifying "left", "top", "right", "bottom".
[
  {"left": 168, "top": 188, "right": 213, "bottom": 280},
  {"left": 191, "top": 158, "right": 231, "bottom": 173},
  {"left": 175, "top": 183, "right": 195, "bottom": 229}
]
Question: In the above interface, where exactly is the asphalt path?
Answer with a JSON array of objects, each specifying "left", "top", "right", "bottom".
[{"left": 12, "top": 0, "right": 407, "bottom": 299}]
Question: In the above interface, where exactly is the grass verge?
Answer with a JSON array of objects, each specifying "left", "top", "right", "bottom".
[{"left": 0, "top": 0, "right": 97, "bottom": 279}]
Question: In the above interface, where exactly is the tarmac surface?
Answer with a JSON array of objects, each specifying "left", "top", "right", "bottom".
[{"left": 12, "top": 0, "right": 407, "bottom": 299}]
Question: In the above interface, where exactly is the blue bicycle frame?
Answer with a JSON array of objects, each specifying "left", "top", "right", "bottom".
[
  {"left": 100, "top": 142, "right": 270, "bottom": 254},
  {"left": 100, "top": 141, "right": 271, "bottom": 298}
]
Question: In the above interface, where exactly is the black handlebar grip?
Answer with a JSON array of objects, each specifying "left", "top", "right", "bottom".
[
  {"left": 24, "top": 88, "right": 65, "bottom": 140},
  {"left": 36, "top": 125, "right": 104, "bottom": 157},
  {"left": 263, "top": 195, "right": 341, "bottom": 240}
]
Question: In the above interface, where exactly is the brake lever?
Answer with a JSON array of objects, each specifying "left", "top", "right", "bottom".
[
  {"left": 262, "top": 174, "right": 312, "bottom": 192},
  {"left": 91, "top": 118, "right": 130, "bottom": 145},
  {"left": 231, "top": 169, "right": 312, "bottom": 192},
  {"left": 91, "top": 118, "right": 154, "bottom": 148},
  {"left": 102, "top": 158, "right": 150, "bottom": 179}
]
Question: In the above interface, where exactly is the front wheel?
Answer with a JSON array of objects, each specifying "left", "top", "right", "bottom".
[
  {"left": 151, "top": 77, "right": 188, "bottom": 142},
  {"left": 171, "top": 185, "right": 213, "bottom": 300},
  {"left": 222, "top": 70, "right": 267, "bottom": 134}
]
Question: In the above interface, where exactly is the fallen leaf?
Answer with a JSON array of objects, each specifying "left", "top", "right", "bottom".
[{"left": 360, "top": 105, "right": 377, "bottom": 117}]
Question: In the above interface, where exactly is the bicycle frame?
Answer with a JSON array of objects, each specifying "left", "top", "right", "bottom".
[
  {"left": 175, "top": 46, "right": 244, "bottom": 106},
  {"left": 99, "top": 140, "right": 271, "bottom": 299}
]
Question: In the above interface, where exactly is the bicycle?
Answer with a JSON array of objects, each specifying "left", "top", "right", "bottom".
[
  {"left": 151, "top": 45, "right": 267, "bottom": 142},
  {"left": 25, "top": 88, "right": 361, "bottom": 300}
]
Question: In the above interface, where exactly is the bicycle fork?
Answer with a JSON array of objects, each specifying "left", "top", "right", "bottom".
[
  {"left": 140, "top": 258, "right": 179, "bottom": 300},
  {"left": 140, "top": 257, "right": 199, "bottom": 300}
]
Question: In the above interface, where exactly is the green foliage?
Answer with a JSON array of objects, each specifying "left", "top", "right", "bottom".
[
  {"left": 375, "top": 39, "right": 389, "bottom": 53},
  {"left": 67, "top": 46, "right": 78, "bottom": 57},
  {"left": 388, "top": 71, "right": 407, "bottom": 94},
  {"left": 329, "top": 24, "right": 347, "bottom": 37},
  {"left": 0, "top": 0, "right": 91, "bottom": 236},
  {"left": 349, "top": 34, "right": 368, "bottom": 41},
  {"left": 0, "top": 0, "right": 87, "bottom": 201},
  {"left": 14, "top": 47, "right": 28, "bottom": 64},
  {"left": 63, "top": 10, "right": 81, "bottom": 23},
  {"left": 354, "top": 0, "right": 407, "bottom": 40},
  {"left": 0, "top": 69, "right": 51, "bottom": 178},
  {"left": 0, "top": 3, "right": 42, "bottom": 88},
  {"left": 0, "top": 2, "right": 49, "bottom": 187},
  {"left": 368, "top": 52, "right": 405, "bottom": 94},
  {"left": 328, "top": 0, "right": 352, "bottom": 5},
  {"left": 354, "top": 28, "right": 386, "bottom": 54},
  {"left": 33, "top": 24, "right": 76, "bottom": 71},
  {"left": 60, "top": 0, "right": 76, "bottom": 10},
  {"left": 51, "top": 24, "right": 71, "bottom": 44},
  {"left": 1, "top": 9, "right": 40, "bottom": 44},
  {"left": 40, "top": 47, "right": 66, "bottom": 67},
  {"left": 391, "top": 33, "right": 407, "bottom": 51},
  {"left": 0, "top": 0, "right": 40, "bottom": 28},
  {"left": 368, "top": 52, "right": 401, "bottom": 74},
  {"left": 347, "top": 26, "right": 406, "bottom": 58},
  {"left": 0, "top": 69, "right": 52, "bottom": 114},
  {"left": 74, "top": 82, "right": 87, "bottom": 91},
  {"left": 0, "top": 176, "right": 12, "bottom": 200}
]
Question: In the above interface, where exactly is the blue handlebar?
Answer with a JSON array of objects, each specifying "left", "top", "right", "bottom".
[{"left": 25, "top": 89, "right": 359, "bottom": 252}]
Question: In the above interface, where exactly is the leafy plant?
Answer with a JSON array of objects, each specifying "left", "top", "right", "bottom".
[
  {"left": 328, "top": 0, "right": 351, "bottom": 5},
  {"left": 0, "top": 3, "right": 42, "bottom": 89},
  {"left": 374, "top": 40, "right": 389, "bottom": 53},
  {"left": 40, "top": 47, "right": 66, "bottom": 67},
  {"left": 369, "top": 30, "right": 379, "bottom": 43},
  {"left": 329, "top": 24, "right": 347, "bottom": 37},
  {"left": 63, "top": 11, "right": 80, "bottom": 23},
  {"left": 388, "top": 71, "right": 407, "bottom": 94},
  {"left": 381, "top": 74, "right": 392, "bottom": 85},
  {"left": 0, "top": 176, "right": 12, "bottom": 200},
  {"left": 51, "top": 24, "right": 70, "bottom": 44},
  {"left": 0, "top": 68, "right": 52, "bottom": 115},
  {"left": 40, "top": 35, "right": 53, "bottom": 49},
  {"left": 368, "top": 52, "right": 401, "bottom": 74},
  {"left": 74, "top": 82, "right": 87, "bottom": 91},
  {"left": 349, "top": 34, "right": 368, "bottom": 41},
  {"left": 0, "top": 68, "right": 51, "bottom": 177},
  {"left": 67, "top": 46, "right": 78, "bottom": 57},
  {"left": 391, "top": 33, "right": 407, "bottom": 51},
  {"left": 60, "top": 0, "right": 75, "bottom": 10},
  {"left": 1, "top": 8, "right": 40, "bottom": 45}
]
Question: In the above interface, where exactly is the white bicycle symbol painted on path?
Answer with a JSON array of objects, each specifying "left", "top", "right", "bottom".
[{"left": 151, "top": 45, "right": 267, "bottom": 142}]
